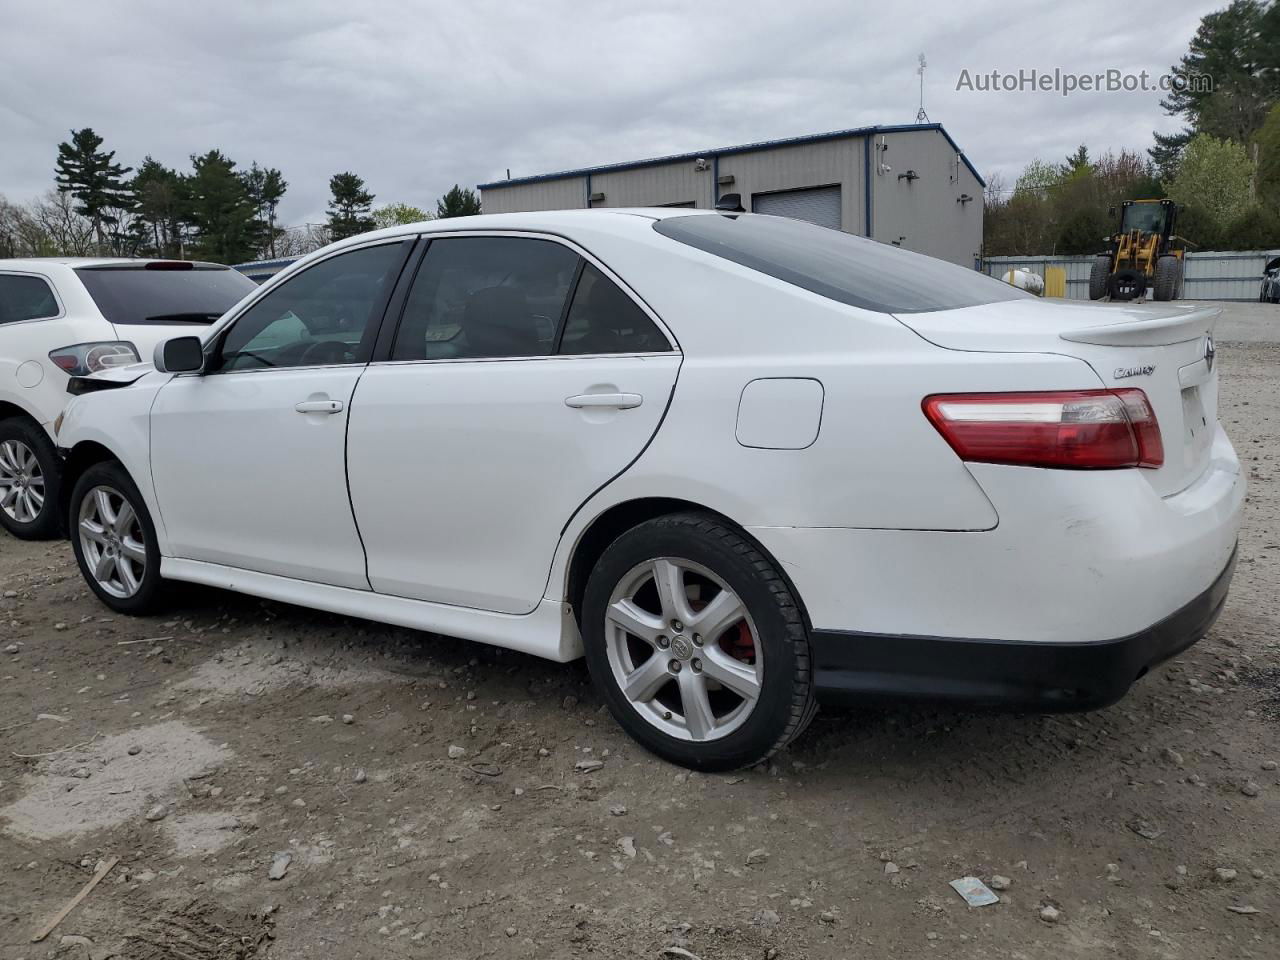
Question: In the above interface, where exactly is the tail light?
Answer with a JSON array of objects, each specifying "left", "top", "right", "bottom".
[
  {"left": 923, "top": 389, "right": 1164, "bottom": 470},
  {"left": 49, "top": 341, "right": 140, "bottom": 377}
]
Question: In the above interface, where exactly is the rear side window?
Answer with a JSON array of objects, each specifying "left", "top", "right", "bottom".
[
  {"left": 653, "top": 214, "right": 1030, "bottom": 314},
  {"left": 0, "top": 275, "right": 59, "bottom": 324},
  {"left": 75, "top": 264, "right": 257, "bottom": 326},
  {"left": 392, "top": 237, "right": 579, "bottom": 360},
  {"left": 558, "top": 263, "right": 669, "bottom": 355}
]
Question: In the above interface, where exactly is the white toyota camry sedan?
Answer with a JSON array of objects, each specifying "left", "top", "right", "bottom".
[{"left": 54, "top": 209, "right": 1243, "bottom": 770}]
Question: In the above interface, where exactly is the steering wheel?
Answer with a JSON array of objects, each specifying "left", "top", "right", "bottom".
[{"left": 300, "top": 340, "right": 352, "bottom": 365}]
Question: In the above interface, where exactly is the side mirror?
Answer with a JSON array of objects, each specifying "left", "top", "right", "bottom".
[{"left": 153, "top": 336, "right": 205, "bottom": 374}]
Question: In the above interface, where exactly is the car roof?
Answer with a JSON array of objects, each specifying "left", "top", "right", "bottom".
[
  {"left": 0, "top": 257, "right": 231, "bottom": 270},
  {"left": 343, "top": 207, "right": 717, "bottom": 245}
]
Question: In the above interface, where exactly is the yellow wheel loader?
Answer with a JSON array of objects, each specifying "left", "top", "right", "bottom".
[{"left": 1088, "top": 199, "right": 1186, "bottom": 302}]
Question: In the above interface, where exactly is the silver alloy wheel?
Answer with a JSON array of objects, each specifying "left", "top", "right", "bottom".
[
  {"left": 78, "top": 485, "right": 147, "bottom": 599},
  {"left": 605, "top": 557, "right": 763, "bottom": 742},
  {"left": 0, "top": 439, "right": 45, "bottom": 524}
]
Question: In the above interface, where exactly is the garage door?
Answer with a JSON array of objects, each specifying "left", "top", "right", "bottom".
[{"left": 752, "top": 186, "right": 841, "bottom": 230}]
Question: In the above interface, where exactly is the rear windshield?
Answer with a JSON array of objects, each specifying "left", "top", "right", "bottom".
[
  {"left": 75, "top": 264, "right": 257, "bottom": 325},
  {"left": 653, "top": 214, "right": 1029, "bottom": 314}
]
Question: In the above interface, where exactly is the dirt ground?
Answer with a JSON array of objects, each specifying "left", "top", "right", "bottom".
[{"left": 1, "top": 303, "right": 1277, "bottom": 960}]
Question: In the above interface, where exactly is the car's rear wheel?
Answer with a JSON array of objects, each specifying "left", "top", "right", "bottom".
[
  {"left": 0, "top": 417, "right": 62, "bottom": 540},
  {"left": 70, "top": 461, "right": 165, "bottom": 614},
  {"left": 581, "top": 513, "right": 816, "bottom": 770}
]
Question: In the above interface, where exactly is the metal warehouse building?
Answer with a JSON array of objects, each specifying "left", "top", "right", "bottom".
[{"left": 479, "top": 123, "right": 984, "bottom": 266}]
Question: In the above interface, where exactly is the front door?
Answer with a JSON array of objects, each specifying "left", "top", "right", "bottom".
[
  {"left": 149, "top": 240, "right": 411, "bottom": 589},
  {"left": 347, "top": 235, "right": 681, "bottom": 614}
]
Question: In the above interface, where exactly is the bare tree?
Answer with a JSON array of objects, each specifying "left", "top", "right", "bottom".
[
  {"left": 0, "top": 191, "right": 96, "bottom": 256},
  {"left": 30, "top": 190, "right": 96, "bottom": 256},
  {"left": 273, "top": 223, "right": 331, "bottom": 258}
]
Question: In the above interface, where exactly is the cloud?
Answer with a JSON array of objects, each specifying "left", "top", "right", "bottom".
[{"left": 0, "top": 0, "right": 1216, "bottom": 224}]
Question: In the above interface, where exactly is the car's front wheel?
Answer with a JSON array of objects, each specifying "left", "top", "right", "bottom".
[
  {"left": 582, "top": 513, "right": 816, "bottom": 770},
  {"left": 70, "top": 461, "right": 165, "bottom": 614},
  {"left": 0, "top": 417, "right": 63, "bottom": 540}
]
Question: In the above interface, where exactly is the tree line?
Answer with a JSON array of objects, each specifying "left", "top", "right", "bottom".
[
  {"left": 985, "top": 0, "right": 1280, "bottom": 255},
  {"left": 0, "top": 128, "right": 482, "bottom": 263}
]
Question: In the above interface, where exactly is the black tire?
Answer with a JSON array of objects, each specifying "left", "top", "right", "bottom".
[
  {"left": 581, "top": 512, "right": 816, "bottom": 771},
  {"left": 1108, "top": 268, "right": 1147, "bottom": 301},
  {"left": 0, "top": 416, "right": 63, "bottom": 540},
  {"left": 69, "top": 460, "right": 165, "bottom": 615},
  {"left": 1152, "top": 255, "right": 1181, "bottom": 301},
  {"left": 1088, "top": 255, "right": 1111, "bottom": 300}
]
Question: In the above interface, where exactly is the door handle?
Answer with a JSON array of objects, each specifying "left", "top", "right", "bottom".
[
  {"left": 565, "top": 393, "right": 643, "bottom": 410},
  {"left": 295, "top": 399, "right": 344, "bottom": 414}
]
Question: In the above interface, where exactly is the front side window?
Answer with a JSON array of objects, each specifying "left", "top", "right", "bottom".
[
  {"left": 218, "top": 243, "right": 404, "bottom": 371},
  {"left": 0, "top": 275, "right": 59, "bottom": 325},
  {"left": 654, "top": 213, "right": 1030, "bottom": 314},
  {"left": 392, "top": 237, "right": 579, "bottom": 361}
]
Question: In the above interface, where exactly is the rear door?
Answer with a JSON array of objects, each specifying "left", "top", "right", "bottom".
[{"left": 347, "top": 233, "right": 680, "bottom": 615}]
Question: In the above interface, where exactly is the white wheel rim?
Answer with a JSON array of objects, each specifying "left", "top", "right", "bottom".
[
  {"left": 604, "top": 557, "right": 763, "bottom": 742},
  {"left": 0, "top": 439, "right": 45, "bottom": 524},
  {"left": 78, "top": 485, "right": 147, "bottom": 599}
]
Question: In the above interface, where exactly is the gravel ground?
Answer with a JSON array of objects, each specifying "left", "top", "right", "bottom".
[{"left": 1, "top": 302, "right": 1277, "bottom": 959}]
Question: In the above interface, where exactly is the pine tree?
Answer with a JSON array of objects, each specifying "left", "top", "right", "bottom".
[
  {"left": 327, "top": 172, "right": 376, "bottom": 240},
  {"left": 436, "top": 185, "right": 481, "bottom": 219},
  {"left": 261, "top": 168, "right": 287, "bottom": 258},
  {"left": 187, "top": 150, "right": 259, "bottom": 264},
  {"left": 1062, "top": 145, "right": 1091, "bottom": 176},
  {"left": 1158, "top": 1, "right": 1280, "bottom": 146},
  {"left": 54, "top": 128, "right": 133, "bottom": 253},
  {"left": 131, "top": 157, "right": 190, "bottom": 258},
  {"left": 242, "top": 163, "right": 289, "bottom": 258}
]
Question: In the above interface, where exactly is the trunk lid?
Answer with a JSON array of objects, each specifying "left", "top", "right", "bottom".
[{"left": 895, "top": 299, "right": 1220, "bottom": 497}]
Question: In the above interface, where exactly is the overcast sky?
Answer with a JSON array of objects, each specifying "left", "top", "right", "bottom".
[{"left": 0, "top": 0, "right": 1216, "bottom": 225}]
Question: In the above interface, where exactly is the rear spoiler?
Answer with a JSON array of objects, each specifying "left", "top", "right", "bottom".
[{"left": 1060, "top": 305, "right": 1220, "bottom": 347}]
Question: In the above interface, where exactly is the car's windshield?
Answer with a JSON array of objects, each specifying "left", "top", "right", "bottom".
[
  {"left": 75, "top": 264, "right": 256, "bottom": 325},
  {"left": 653, "top": 213, "right": 1029, "bottom": 314}
]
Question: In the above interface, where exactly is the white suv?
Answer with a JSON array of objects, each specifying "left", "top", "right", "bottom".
[{"left": 0, "top": 258, "right": 256, "bottom": 539}]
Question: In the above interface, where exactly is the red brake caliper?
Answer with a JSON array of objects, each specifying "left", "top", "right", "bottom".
[
  {"left": 690, "top": 594, "right": 755, "bottom": 664},
  {"left": 724, "top": 621, "right": 756, "bottom": 664}
]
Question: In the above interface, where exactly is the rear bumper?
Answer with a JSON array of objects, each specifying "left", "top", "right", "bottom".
[{"left": 811, "top": 545, "right": 1236, "bottom": 710}]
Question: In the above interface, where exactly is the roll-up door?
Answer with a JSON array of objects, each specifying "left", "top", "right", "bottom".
[{"left": 752, "top": 186, "right": 841, "bottom": 230}]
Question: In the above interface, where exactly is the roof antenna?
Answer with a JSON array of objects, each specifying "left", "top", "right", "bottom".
[{"left": 915, "top": 53, "right": 929, "bottom": 123}]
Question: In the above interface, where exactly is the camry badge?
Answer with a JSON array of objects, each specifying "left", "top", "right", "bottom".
[{"left": 1114, "top": 364, "right": 1156, "bottom": 379}]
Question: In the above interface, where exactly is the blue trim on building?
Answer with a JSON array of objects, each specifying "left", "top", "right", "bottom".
[
  {"left": 478, "top": 123, "right": 985, "bottom": 192},
  {"left": 232, "top": 257, "right": 298, "bottom": 271},
  {"left": 863, "top": 137, "right": 872, "bottom": 237},
  {"left": 232, "top": 256, "right": 298, "bottom": 283}
]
